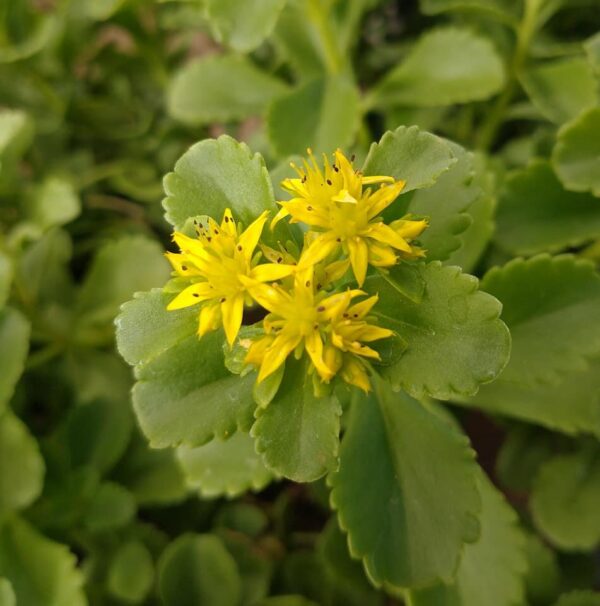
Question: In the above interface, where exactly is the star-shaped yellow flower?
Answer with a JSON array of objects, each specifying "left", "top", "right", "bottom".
[
  {"left": 242, "top": 267, "right": 393, "bottom": 391},
  {"left": 272, "top": 149, "right": 428, "bottom": 286},
  {"left": 166, "top": 208, "right": 294, "bottom": 345}
]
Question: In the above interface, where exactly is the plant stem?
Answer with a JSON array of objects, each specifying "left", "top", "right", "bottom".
[{"left": 476, "top": 0, "right": 543, "bottom": 151}]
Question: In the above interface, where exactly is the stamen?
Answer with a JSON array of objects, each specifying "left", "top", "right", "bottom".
[
  {"left": 326, "top": 179, "right": 332, "bottom": 185},
  {"left": 237, "top": 245, "right": 243, "bottom": 251},
  {"left": 317, "top": 306, "right": 325, "bottom": 312},
  {"left": 192, "top": 293, "right": 200, "bottom": 298},
  {"left": 307, "top": 206, "right": 313, "bottom": 211},
  {"left": 220, "top": 297, "right": 226, "bottom": 303},
  {"left": 305, "top": 280, "right": 311, "bottom": 287}
]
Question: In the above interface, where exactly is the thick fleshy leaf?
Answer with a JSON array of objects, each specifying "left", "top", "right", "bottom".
[
  {"left": 168, "top": 55, "right": 287, "bottom": 126},
  {"left": 116, "top": 290, "right": 255, "bottom": 448},
  {"left": 158, "top": 534, "right": 241, "bottom": 606},
  {"left": 329, "top": 383, "right": 480, "bottom": 589},
  {"left": 204, "top": 0, "right": 286, "bottom": 51},
  {"left": 27, "top": 177, "right": 80, "bottom": 230},
  {"left": 457, "top": 357, "right": 600, "bottom": 437},
  {"left": 0, "top": 413, "right": 44, "bottom": 514},
  {"left": 0, "top": 308, "right": 30, "bottom": 412},
  {"left": 370, "top": 27, "right": 505, "bottom": 108},
  {"left": 553, "top": 592, "right": 600, "bottom": 606},
  {"left": 419, "top": 0, "right": 519, "bottom": 23},
  {"left": 367, "top": 262, "right": 510, "bottom": 400},
  {"left": 83, "top": 482, "right": 136, "bottom": 533},
  {"left": 0, "top": 252, "right": 12, "bottom": 308},
  {"left": 553, "top": 107, "right": 600, "bottom": 197},
  {"left": 0, "top": 109, "right": 33, "bottom": 187},
  {"left": 520, "top": 57, "right": 598, "bottom": 125},
  {"left": 404, "top": 145, "right": 482, "bottom": 261},
  {"left": 0, "top": 515, "right": 86, "bottom": 606},
  {"left": 177, "top": 431, "right": 274, "bottom": 498},
  {"left": 523, "top": 534, "right": 562, "bottom": 606},
  {"left": 267, "top": 75, "right": 360, "bottom": 158},
  {"left": 0, "top": 578, "right": 15, "bottom": 606},
  {"left": 479, "top": 255, "right": 600, "bottom": 387},
  {"left": 495, "top": 160, "right": 600, "bottom": 255},
  {"left": 163, "top": 135, "right": 277, "bottom": 230},
  {"left": 107, "top": 540, "right": 154, "bottom": 604},
  {"left": 410, "top": 474, "right": 526, "bottom": 606},
  {"left": 585, "top": 32, "right": 600, "bottom": 76},
  {"left": 76, "top": 235, "right": 170, "bottom": 329},
  {"left": 531, "top": 451, "right": 600, "bottom": 551},
  {"left": 362, "top": 125, "right": 457, "bottom": 194},
  {"left": 251, "top": 358, "right": 341, "bottom": 482}
]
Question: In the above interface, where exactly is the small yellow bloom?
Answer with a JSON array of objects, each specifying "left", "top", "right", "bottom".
[
  {"left": 166, "top": 208, "right": 294, "bottom": 345},
  {"left": 242, "top": 267, "right": 393, "bottom": 392},
  {"left": 272, "top": 149, "right": 428, "bottom": 286}
]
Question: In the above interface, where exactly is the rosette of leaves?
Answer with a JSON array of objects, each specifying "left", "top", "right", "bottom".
[{"left": 116, "top": 128, "right": 520, "bottom": 594}]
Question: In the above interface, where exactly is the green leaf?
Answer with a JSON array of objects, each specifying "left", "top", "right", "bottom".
[
  {"left": 204, "top": 0, "right": 286, "bottom": 51},
  {"left": 0, "top": 308, "right": 30, "bottom": 412},
  {"left": 370, "top": 27, "right": 505, "bottom": 108},
  {"left": 531, "top": 450, "right": 600, "bottom": 551},
  {"left": 0, "top": 413, "right": 44, "bottom": 514},
  {"left": 495, "top": 160, "right": 600, "bottom": 256},
  {"left": 553, "top": 592, "right": 600, "bottom": 606},
  {"left": 251, "top": 357, "right": 341, "bottom": 482},
  {"left": 0, "top": 251, "right": 12, "bottom": 310},
  {"left": 553, "top": 107, "right": 600, "bottom": 197},
  {"left": 114, "top": 432, "right": 188, "bottom": 506},
  {"left": 585, "top": 31, "right": 600, "bottom": 77},
  {"left": 404, "top": 145, "right": 482, "bottom": 261},
  {"left": 0, "top": 579, "right": 15, "bottom": 606},
  {"left": 107, "top": 540, "right": 154, "bottom": 604},
  {"left": 367, "top": 262, "right": 510, "bottom": 401},
  {"left": 267, "top": 75, "right": 360, "bottom": 158},
  {"left": 523, "top": 533, "right": 562, "bottom": 606},
  {"left": 254, "top": 598, "right": 318, "bottom": 606},
  {"left": 329, "top": 383, "right": 480, "bottom": 589},
  {"left": 163, "top": 135, "right": 278, "bottom": 231},
  {"left": 168, "top": 55, "right": 287, "bottom": 126},
  {"left": 83, "top": 482, "right": 136, "bottom": 533},
  {"left": 419, "top": 0, "right": 519, "bottom": 24},
  {"left": 27, "top": 177, "right": 80, "bottom": 230},
  {"left": 177, "top": 431, "right": 274, "bottom": 498},
  {"left": 520, "top": 56, "right": 598, "bottom": 125},
  {"left": 409, "top": 474, "right": 526, "bottom": 606},
  {"left": 76, "top": 235, "right": 170, "bottom": 329},
  {"left": 66, "top": 398, "right": 132, "bottom": 474},
  {"left": 457, "top": 357, "right": 600, "bottom": 437},
  {"left": 0, "top": 109, "right": 33, "bottom": 185},
  {"left": 362, "top": 125, "right": 457, "bottom": 194},
  {"left": 480, "top": 255, "right": 600, "bottom": 387},
  {"left": 158, "top": 534, "right": 241, "bottom": 606},
  {"left": 79, "top": 0, "right": 126, "bottom": 20},
  {"left": 133, "top": 329, "right": 256, "bottom": 449},
  {"left": 0, "top": 515, "right": 86, "bottom": 606}
]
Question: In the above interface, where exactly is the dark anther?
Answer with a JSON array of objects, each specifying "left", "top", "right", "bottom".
[
  {"left": 336, "top": 237, "right": 342, "bottom": 242},
  {"left": 302, "top": 176, "right": 307, "bottom": 183},
  {"left": 237, "top": 245, "right": 243, "bottom": 251},
  {"left": 333, "top": 165, "right": 339, "bottom": 172},
  {"left": 316, "top": 283, "right": 322, "bottom": 289},
  {"left": 313, "top": 324, "right": 319, "bottom": 330},
  {"left": 353, "top": 314, "right": 359, "bottom": 318},
  {"left": 181, "top": 265, "right": 188, "bottom": 271},
  {"left": 277, "top": 257, "right": 283, "bottom": 263},
  {"left": 305, "top": 280, "right": 311, "bottom": 287},
  {"left": 317, "top": 306, "right": 325, "bottom": 312},
  {"left": 307, "top": 205, "right": 313, "bottom": 211},
  {"left": 198, "top": 222, "right": 203, "bottom": 228},
  {"left": 350, "top": 153, "right": 356, "bottom": 162},
  {"left": 214, "top": 229, "right": 219, "bottom": 235},
  {"left": 224, "top": 216, "right": 229, "bottom": 222},
  {"left": 220, "top": 297, "right": 226, "bottom": 303},
  {"left": 343, "top": 313, "right": 349, "bottom": 318},
  {"left": 192, "top": 293, "right": 200, "bottom": 298},
  {"left": 207, "top": 237, "right": 212, "bottom": 242},
  {"left": 326, "top": 179, "right": 332, "bottom": 185}
]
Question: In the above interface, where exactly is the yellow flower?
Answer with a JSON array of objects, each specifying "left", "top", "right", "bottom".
[
  {"left": 242, "top": 267, "right": 393, "bottom": 392},
  {"left": 272, "top": 149, "right": 428, "bottom": 286},
  {"left": 166, "top": 208, "right": 294, "bottom": 346}
]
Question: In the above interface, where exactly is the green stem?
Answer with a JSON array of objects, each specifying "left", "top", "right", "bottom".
[{"left": 476, "top": 0, "right": 543, "bottom": 150}]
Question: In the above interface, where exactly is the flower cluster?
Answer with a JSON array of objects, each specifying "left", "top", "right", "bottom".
[{"left": 165, "top": 150, "right": 428, "bottom": 392}]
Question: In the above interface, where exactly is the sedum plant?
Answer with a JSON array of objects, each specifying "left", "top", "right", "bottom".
[{"left": 1, "top": 0, "right": 600, "bottom": 605}]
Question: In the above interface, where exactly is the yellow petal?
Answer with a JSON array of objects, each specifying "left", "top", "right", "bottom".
[
  {"left": 243, "top": 281, "right": 289, "bottom": 314},
  {"left": 355, "top": 325, "right": 394, "bottom": 342},
  {"left": 298, "top": 233, "right": 340, "bottom": 269},
  {"left": 251, "top": 263, "right": 295, "bottom": 282},
  {"left": 172, "top": 232, "right": 207, "bottom": 257},
  {"left": 366, "top": 180, "right": 406, "bottom": 219},
  {"left": 305, "top": 330, "right": 333, "bottom": 382},
  {"left": 347, "top": 237, "right": 369, "bottom": 286},
  {"left": 364, "top": 222, "right": 412, "bottom": 252},
  {"left": 346, "top": 295, "right": 379, "bottom": 319},
  {"left": 221, "top": 294, "right": 245, "bottom": 346},
  {"left": 270, "top": 206, "right": 290, "bottom": 230},
  {"left": 165, "top": 252, "right": 201, "bottom": 277},
  {"left": 361, "top": 175, "right": 397, "bottom": 185},
  {"left": 390, "top": 218, "right": 429, "bottom": 239},
  {"left": 331, "top": 188, "right": 358, "bottom": 204},
  {"left": 257, "top": 330, "right": 302, "bottom": 382},
  {"left": 220, "top": 208, "right": 237, "bottom": 236},
  {"left": 323, "top": 258, "right": 350, "bottom": 284},
  {"left": 198, "top": 302, "right": 221, "bottom": 337},
  {"left": 238, "top": 211, "right": 269, "bottom": 259},
  {"left": 367, "top": 241, "right": 397, "bottom": 267},
  {"left": 167, "top": 282, "right": 216, "bottom": 310},
  {"left": 340, "top": 357, "right": 371, "bottom": 392},
  {"left": 245, "top": 335, "right": 274, "bottom": 365}
]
